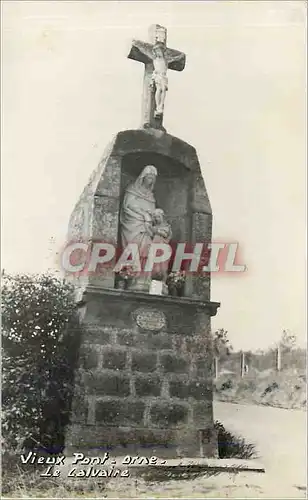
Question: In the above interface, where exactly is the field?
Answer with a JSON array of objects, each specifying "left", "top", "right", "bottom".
[{"left": 214, "top": 367, "right": 306, "bottom": 410}]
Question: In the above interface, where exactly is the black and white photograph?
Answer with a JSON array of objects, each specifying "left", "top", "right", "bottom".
[{"left": 1, "top": 1, "right": 306, "bottom": 498}]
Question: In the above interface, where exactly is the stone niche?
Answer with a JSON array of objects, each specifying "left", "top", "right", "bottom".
[
  {"left": 67, "top": 128, "right": 213, "bottom": 300},
  {"left": 120, "top": 151, "right": 191, "bottom": 245}
]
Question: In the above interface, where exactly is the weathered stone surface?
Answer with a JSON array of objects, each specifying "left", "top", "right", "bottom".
[
  {"left": 84, "top": 288, "right": 219, "bottom": 332},
  {"left": 95, "top": 400, "right": 145, "bottom": 426},
  {"left": 169, "top": 380, "right": 211, "bottom": 400},
  {"left": 169, "top": 380, "right": 189, "bottom": 399},
  {"left": 190, "top": 170, "right": 212, "bottom": 214},
  {"left": 117, "top": 330, "right": 138, "bottom": 347},
  {"left": 200, "top": 427, "right": 219, "bottom": 459},
  {"left": 189, "top": 381, "right": 212, "bottom": 400},
  {"left": 192, "top": 401, "right": 214, "bottom": 427},
  {"left": 103, "top": 348, "right": 127, "bottom": 371},
  {"left": 160, "top": 353, "right": 189, "bottom": 374},
  {"left": 134, "top": 374, "right": 162, "bottom": 397},
  {"left": 66, "top": 288, "right": 218, "bottom": 456},
  {"left": 195, "top": 358, "right": 213, "bottom": 378},
  {"left": 190, "top": 212, "right": 212, "bottom": 300},
  {"left": 95, "top": 156, "right": 121, "bottom": 198},
  {"left": 150, "top": 401, "right": 189, "bottom": 427},
  {"left": 138, "top": 332, "right": 173, "bottom": 351},
  {"left": 69, "top": 369, "right": 89, "bottom": 424},
  {"left": 91, "top": 196, "right": 119, "bottom": 242},
  {"left": 79, "top": 346, "right": 100, "bottom": 370},
  {"left": 173, "top": 426, "right": 200, "bottom": 458},
  {"left": 131, "top": 351, "right": 157, "bottom": 372},
  {"left": 85, "top": 372, "right": 130, "bottom": 396},
  {"left": 65, "top": 424, "right": 178, "bottom": 456},
  {"left": 70, "top": 394, "right": 89, "bottom": 424},
  {"left": 83, "top": 325, "right": 114, "bottom": 345},
  {"left": 172, "top": 335, "right": 187, "bottom": 353},
  {"left": 168, "top": 214, "right": 191, "bottom": 242}
]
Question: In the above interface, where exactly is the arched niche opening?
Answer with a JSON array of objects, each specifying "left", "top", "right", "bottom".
[{"left": 120, "top": 151, "right": 192, "bottom": 244}]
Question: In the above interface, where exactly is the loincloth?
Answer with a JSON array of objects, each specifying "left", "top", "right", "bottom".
[{"left": 151, "top": 71, "right": 168, "bottom": 90}]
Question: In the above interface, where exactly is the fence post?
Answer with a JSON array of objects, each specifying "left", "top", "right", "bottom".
[
  {"left": 275, "top": 344, "right": 282, "bottom": 371},
  {"left": 214, "top": 356, "right": 219, "bottom": 379},
  {"left": 240, "top": 351, "right": 245, "bottom": 378}
]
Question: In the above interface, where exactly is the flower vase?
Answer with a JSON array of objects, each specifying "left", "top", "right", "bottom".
[
  {"left": 117, "top": 279, "right": 126, "bottom": 290},
  {"left": 168, "top": 283, "right": 178, "bottom": 296}
]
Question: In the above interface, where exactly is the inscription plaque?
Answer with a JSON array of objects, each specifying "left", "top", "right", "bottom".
[{"left": 134, "top": 308, "right": 166, "bottom": 331}]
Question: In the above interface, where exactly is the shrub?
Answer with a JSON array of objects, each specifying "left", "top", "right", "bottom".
[
  {"left": 1, "top": 272, "right": 82, "bottom": 453},
  {"left": 220, "top": 379, "right": 233, "bottom": 391},
  {"left": 261, "top": 381, "right": 279, "bottom": 397},
  {"left": 214, "top": 421, "right": 257, "bottom": 459}
]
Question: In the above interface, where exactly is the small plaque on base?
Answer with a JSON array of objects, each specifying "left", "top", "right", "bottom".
[{"left": 134, "top": 307, "right": 166, "bottom": 331}]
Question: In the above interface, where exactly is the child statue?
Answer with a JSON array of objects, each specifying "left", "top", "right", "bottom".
[{"left": 148, "top": 208, "right": 172, "bottom": 295}]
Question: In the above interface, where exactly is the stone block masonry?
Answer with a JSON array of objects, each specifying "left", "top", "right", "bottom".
[{"left": 65, "top": 287, "right": 219, "bottom": 458}]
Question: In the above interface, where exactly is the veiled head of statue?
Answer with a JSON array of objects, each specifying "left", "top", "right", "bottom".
[{"left": 136, "top": 165, "right": 157, "bottom": 191}]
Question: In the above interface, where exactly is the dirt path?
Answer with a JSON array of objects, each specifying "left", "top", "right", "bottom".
[
  {"left": 213, "top": 401, "right": 307, "bottom": 497},
  {"left": 104, "top": 402, "right": 306, "bottom": 498},
  {"left": 215, "top": 401, "right": 306, "bottom": 487}
]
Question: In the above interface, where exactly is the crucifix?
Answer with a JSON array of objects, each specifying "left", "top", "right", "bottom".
[{"left": 128, "top": 24, "right": 186, "bottom": 131}]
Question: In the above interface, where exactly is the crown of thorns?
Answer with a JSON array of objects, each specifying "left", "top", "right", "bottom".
[{"left": 153, "top": 42, "right": 166, "bottom": 54}]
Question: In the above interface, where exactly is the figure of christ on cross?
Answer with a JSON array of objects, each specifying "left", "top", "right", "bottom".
[{"left": 128, "top": 25, "right": 186, "bottom": 129}]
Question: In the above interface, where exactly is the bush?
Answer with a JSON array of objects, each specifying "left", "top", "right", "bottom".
[
  {"left": 214, "top": 421, "right": 257, "bottom": 459},
  {"left": 2, "top": 272, "right": 82, "bottom": 453},
  {"left": 220, "top": 379, "right": 233, "bottom": 391},
  {"left": 214, "top": 368, "right": 306, "bottom": 410}
]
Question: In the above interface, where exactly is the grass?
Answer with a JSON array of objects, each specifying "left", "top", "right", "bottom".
[
  {"left": 1, "top": 423, "right": 257, "bottom": 497},
  {"left": 1, "top": 462, "right": 107, "bottom": 498},
  {"left": 214, "top": 368, "right": 307, "bottom": 410}
]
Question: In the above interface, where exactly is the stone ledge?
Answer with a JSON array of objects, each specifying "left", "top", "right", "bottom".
[
  {"left": 105, "top": 456, "right": 265, "bottom": 472},
  {"left": 126, "top": 458, "right": 266, "bottom": 476},
  {"left": 58, "top": 456, "right": 265, "bottom": 478},
  {"left": 79, "top": 285, "right": 220, "bottom": 317}
]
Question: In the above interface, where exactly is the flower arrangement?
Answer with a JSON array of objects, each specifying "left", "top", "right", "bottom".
[
  {"left": 118, "top": 265, "right": 136, "bottom": 281},
  {"left": 116, "top": 265, "right": 136, "bottom": 290},
  {"left": 166, "top": 271, "right": 186, "bottom": 296},
  {"left": 167, "top": 271, "right": 186, "bottom": 284}
]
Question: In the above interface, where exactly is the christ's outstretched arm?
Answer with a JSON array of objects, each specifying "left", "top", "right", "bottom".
[{"left": 131, "top": 40, "right": 154, "bottom": 60}]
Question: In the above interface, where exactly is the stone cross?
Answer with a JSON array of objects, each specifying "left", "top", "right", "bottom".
[{"left": 128, "top": 24, "right": 186, "bottom": 131}]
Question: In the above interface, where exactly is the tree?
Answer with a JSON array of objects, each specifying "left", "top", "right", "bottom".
[
  {"left": 280, "top": 329, "right": 297, "bottom": 352},
  {"left": 213, "top": 328, "right": 233, "bottom": 359},
  {"left": 1, "top": 272, "right": 82, "bottom": 452}
]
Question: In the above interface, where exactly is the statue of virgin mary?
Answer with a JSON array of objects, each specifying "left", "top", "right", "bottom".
[{"left": 120, "top": 165, "right": 157, "bottom": 260}]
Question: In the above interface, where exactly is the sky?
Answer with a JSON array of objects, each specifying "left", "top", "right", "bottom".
[{"left": 1, "top": 1, "right": 306, "bottom": 350}]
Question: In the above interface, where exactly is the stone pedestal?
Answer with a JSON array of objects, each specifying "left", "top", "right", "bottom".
[{"left": 65, "top": 287, "right": 219, "bottom": 458}]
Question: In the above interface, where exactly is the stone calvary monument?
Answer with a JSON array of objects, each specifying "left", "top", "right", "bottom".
[{"left": 65, "top": 24, "right": 220, "bottom": 458}]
